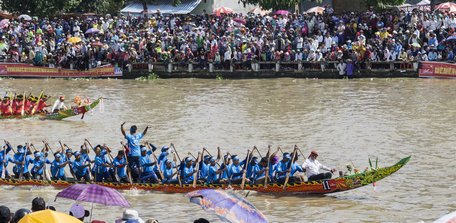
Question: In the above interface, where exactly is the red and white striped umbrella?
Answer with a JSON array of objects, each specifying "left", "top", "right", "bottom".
[
  {"left": 435, "top": 2, "right": 456, "bottom": 12},
  {"left": 213, "top": 7, "right": 234, "bottom": 16}
]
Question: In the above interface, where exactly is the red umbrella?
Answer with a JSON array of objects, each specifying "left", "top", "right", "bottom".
[
  {"left": 436, "top": 2, "right": 456, "bottom": 12},
  {"left": 213, "top": 7, "right": 234, "bottom": 16}
]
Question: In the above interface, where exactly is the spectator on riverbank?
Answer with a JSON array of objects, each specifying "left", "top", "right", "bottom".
[
  {"left": 0, "top": 7, "right": 455, "bottom": 71},
  {"left": 31, "top": 197, "right": 46, "bottom": 212},
  {"left": 0, "top": 206, "right": 12, "bottom": 223}
]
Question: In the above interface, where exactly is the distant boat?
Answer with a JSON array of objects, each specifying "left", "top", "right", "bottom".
[{"left": 0, "top": 63, "right": 122, "bottom": 78}]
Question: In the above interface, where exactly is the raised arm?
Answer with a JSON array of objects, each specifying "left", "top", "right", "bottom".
[{"left": 142, "top": 126, "right": 149, "bottom": 136}]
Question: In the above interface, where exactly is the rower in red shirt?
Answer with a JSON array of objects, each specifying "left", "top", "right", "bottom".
[
  {"left": 12, "top": 95, "right": 24, "bottom": 115},
  {"left": 0, "top": 97, "right": 12, "bottom": 116},
  {"left": 36, "top": 95, "right": 49, "bottom": 113}
]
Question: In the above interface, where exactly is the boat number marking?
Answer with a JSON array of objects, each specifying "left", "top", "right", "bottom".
[{"left": 323, "top": 180, "right": 331, "bottom": 190}]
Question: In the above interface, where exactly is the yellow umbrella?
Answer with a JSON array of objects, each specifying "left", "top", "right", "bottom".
[
  {"left": 68, "top": 36, "right": 82, "bottom": 44},
  {"left": 18, "top": 210, "right": 81, "bottom": 223}
]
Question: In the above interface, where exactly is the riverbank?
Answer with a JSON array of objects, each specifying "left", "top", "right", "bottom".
[{"left": 124, "top": 61, "right": 419, "bottom": 79}]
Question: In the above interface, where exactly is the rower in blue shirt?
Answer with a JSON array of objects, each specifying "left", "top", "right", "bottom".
[
  {"left": 274, "top": 152, "right": 291, "bottom": 182},
  {"left": 13, "top": 145, "right": 34, "bottom": 180},
  {"left": 157, "top": 146, "right": 169, "bottom": 173},
  {"left": 72, "top": 151, "right": 91, "bottom": 182},
  {"left": 31, "top": 152, "right": 50, "bottom": 180},
  {"left": 113, "top": 150, "right": 129, "bottom": 183},
  {"left": 51, "top": 153, "right": 69, "bottom": 181},
  {"left": 0, "top": 143, "right": 13, "bottom": 178},
  {"left": 246, "top": 156, "right": 258, "bottom": 181},
  {"left": 199, "top": 155, "right": 211, "bottom": 181},
  {"left": 80, "top": 145, "right": 92, "bottom": 163},
  {"left": 218, "top": 155, "right": 231, "bottom": 182},
  {"left": 93, "top": 146, "right": 112, "bottom": 182},
  {"left": 252, "top": 157, "right": 269, "bottom": 185},
  {"left": 139, "top": 146, "right": 159, "bottom": 183},
  {"left": 163, "top": 160, "right": 178, "bottom": 184},
  {"left": 182, "top": 157, "right": 196, "bottom": 184},
  {"left": 228, "top": 155, "right": 248, "bottom": 184},
  {"left": 207, "top": 157, "right": 227, "bottom": 184}
]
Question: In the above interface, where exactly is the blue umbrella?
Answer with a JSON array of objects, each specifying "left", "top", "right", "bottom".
[
  {"left": 85, "top": 28, "right": 100, "bottom": 34},
  {"left": 445, "top": 36, "right": 456, "bottom": 42},
  {"left": 186, "top": 189, "right": 268, "bottom": 223}
]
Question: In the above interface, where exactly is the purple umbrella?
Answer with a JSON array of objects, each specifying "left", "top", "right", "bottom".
[
  {"left": 85, "top": 28, "right": 100, "bottom": 34},
  {"left": 55, "top": 184, "right": 130, "bottom": 207},
  {"left": 445, "top": 35, "right": 456, "bottom": 42},
  {"left": 186, "top": 189, "right": 268, "bottom": 223},
  {"left": 274, "top": 10, "right": 289, "bottom": 15}
]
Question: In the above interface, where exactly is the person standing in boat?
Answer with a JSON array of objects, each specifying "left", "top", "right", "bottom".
[
  {"left": 302, "top": 151, "right": 336, "bottom": 181},
  {"left": 139, "top": 146, "right": 159, "bottom": 183},
  {"left": 112, "top": 150, "right": 130, "bottom": 183},
  {"left": 51, "top": 96, "right": 67, "bottom": 113},
  {"left": 13, "top": 145, "right": 33, "bottom": 180},
  {"left": 121, "top": 122, "right": 149, "bottom": 182},
  {"left": 72, "top": 151, "right": 91, "bottom": 182}
]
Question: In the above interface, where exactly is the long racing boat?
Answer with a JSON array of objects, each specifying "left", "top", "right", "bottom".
[
  {"left": 0, "top": 97, "right": 102, "bottom": 120},
  {"left": 0, "top": 156, "right": 410, "bottom": 194}
]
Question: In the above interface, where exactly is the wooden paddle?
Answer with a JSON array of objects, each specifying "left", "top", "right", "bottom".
[
  {"left": 120, "top": 141, "right": 133, "bottom": 184},
  {"left": 192, "top": 152, "right": 201, "bottom": 188},
  {"left": 170, "top": 143, "right": 183, "bottom": 187},
  {"left": 264, "top": 145, "right": 271, "bottom": 188},
  {"left": 145, "top": 143, "right": 164, "bottom": 181},
  {"left": 202, "top": 148, "right": 221, "bottom": 167},
  {"left": 18, "top": 143, "right": 30, "bottom": 180},
  {"left": 104, "top": 146, "right": 119, "bottom": 182},
  {"left": 59, "top": 141, "right": 76, "bottom": 180},
  {"left": 31, "top": 90, "right": 44, "bottom": 115},
  {"left": 20, "top": 91, "right": 26, "bottom": 116},
  {"left": 283, "top": 146, "right": 298, "bottom": 190},
  {"left": 240, "top": 149, "right": 251, "bottom": 190}
]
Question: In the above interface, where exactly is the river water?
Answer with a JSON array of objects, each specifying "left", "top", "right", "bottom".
[{"left": 0, "top": 78, "right": 455, "bottom": 223}]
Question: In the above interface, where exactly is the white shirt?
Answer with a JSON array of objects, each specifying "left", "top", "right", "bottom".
[
  {"left": 52, "top": 100, "right": 66, "bottom": 111},
  {"left": 302, "top": 158, "right": 331, "bottom": 178}
]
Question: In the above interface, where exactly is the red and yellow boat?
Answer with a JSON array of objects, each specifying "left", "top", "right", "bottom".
[{"left": 0, "top": 156, "right": 410, "bottom": 194}]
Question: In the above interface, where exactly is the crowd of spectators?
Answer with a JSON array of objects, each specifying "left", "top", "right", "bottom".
[{"left": 0, "top": 6, "right": 456, "bottom": 71}]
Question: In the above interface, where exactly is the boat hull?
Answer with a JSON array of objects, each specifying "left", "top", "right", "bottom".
[
  {"left": 0, "top": 156, "right": 410, "bottom": 194},
  {"left": 419, "top": 61, "right": 456, "bottom": 78}
]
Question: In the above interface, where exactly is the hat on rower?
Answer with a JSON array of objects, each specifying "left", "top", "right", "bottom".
[
  {"left": 17, "top": 145, "right": 25, "bottom": 154},
  {"left": 283, "top": 152, "right": 291, "bottom": 159},
  {"left": 203, "top": 155, "right": 211, "bottom": 161},
  {"left": 309, "top": 150, "right": 318, "bottom": 158},
  {"left": 231, "top": 155, "right": 240, "bottom": 161},
  {"left": 73, "top": 151, "right": 81, "bottom": 157},
  {"left": 55, "top": 153, "right": 61, "bottom": 158},
  {"left": 66, "top": 149, "right": 73, "bottom": 154},
  {"left": 161, "top": 146, "right": 169, "bottom": 152},
  {"left": 165, "top": 160, "right": 172, "bottom": 165},
  {"left": 141, "top": 146, "right": 147, "bottom": 152},
  {"left": 251, "top": 156, "right": 259, "bottom": 164},
  {"left": 209, "top": 157, "right": 216, "bottom": 162},
  {"left": 59, "top": 96, "right": 65, "bottom": 100},
  {"left": 35, "top": 152, "right": 42, "bottom": 158}
]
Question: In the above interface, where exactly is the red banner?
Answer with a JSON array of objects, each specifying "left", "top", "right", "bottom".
[
  {"left": 0, "top": 63, "right": 122, "bottom": 78},
  {"left": 419, "top": 61, "right": 456, "bottom": 78}
]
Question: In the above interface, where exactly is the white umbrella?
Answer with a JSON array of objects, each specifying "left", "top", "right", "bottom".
[
  {"left": 305, "top": 6, "right": 325, "bottom": 14},
  {"left": 18, "top": 14, "right": 32, "bottom": 21}
]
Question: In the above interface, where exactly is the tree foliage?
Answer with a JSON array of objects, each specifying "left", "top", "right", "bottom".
[
  {"left": 0, "top": 0, "right": 126, "bottom": 17},
  {"left": 364, "top": 0, "right": 406, "bottom": 8}
]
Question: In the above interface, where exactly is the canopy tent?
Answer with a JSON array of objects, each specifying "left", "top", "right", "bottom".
[{"left": 120, "top": 0, "right": 202, "bottom": 15}]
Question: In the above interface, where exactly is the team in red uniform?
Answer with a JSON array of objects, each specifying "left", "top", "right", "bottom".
[{"left": 0, "top": 94, "right": 50, "bottom": 116}]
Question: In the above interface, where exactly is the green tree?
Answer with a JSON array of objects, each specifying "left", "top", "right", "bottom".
[
  {"left": 364, "top": 0, "right": 406, "bottom": 8},
  {"left": 239, "top": 0, "right": 319, "bottom": 11}
]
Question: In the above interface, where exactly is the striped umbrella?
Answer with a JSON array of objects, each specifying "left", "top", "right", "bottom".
[
  {"left": 186, "top": 189, "right": 268, "bottom": 223},
  {"left": 55, "top": 184, "right": 130, "bottom": 207}
]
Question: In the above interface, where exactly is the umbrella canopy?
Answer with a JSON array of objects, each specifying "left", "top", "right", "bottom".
[
  {"left": 67, "top": 36, "right": 82, "bottom": 44},
  {"left": 186, "top": 189, "right": 268, "bottom": 223},
  {"left": 56, "top": 184, "right": 130, "bottom": 207},
  {"left": 18, "top": 14, "right": 32, "bottom": 21},
  {"left": 85, "top": 28, "right": 100, "bottom": 34},
  {"left": 248, "top": 7, "right": 270, "bottom": 15},
  {"left": 233, "top": 18, "right": 246, "bottom": 25},
  {"left": 306, "top": 6, "right": 325, "bottom": 14},
  {"left": 18, "top": 210, "right": 81, "bottom": 223},
  {"left": 436, "top": 2, "right": 456, "bottom": 12},
  {"left": 435, "top": 210, "right": 456, "bottom": 223},
  {"left": 213, "top": 7, "right": 234, "bottom": 16},
  {"left": 416, "top": 0, "right": 430, "bottom": 5},
  {"left": 274, "top": 10, "right": 289, "bottom": 15}
]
